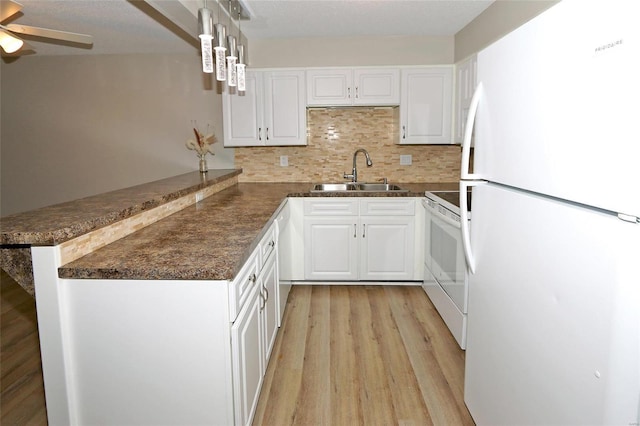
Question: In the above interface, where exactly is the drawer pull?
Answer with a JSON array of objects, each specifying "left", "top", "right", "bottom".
[{"left": 249, "top": 273, "right": 257, "bottom": 284}]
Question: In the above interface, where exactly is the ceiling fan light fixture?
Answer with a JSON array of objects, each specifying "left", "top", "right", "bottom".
[{"left": 0, "top": 28, "right": 23, "bottom": 54}]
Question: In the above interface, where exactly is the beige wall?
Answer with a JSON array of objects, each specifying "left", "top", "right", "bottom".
[
  {"left": 248, "top": 35, "right": 454, "bottom": 68},
  {"left": 455, "top": 0, "right": 558, "bottom": 62},
  {"left": 1, "top": 54, "right": 234, "bottom": 216},
  {"left": 0, "top": 2, "right": 556, "bottom": 216}
]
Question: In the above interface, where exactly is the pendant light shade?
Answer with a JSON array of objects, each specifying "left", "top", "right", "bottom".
[
  {"left": 236, "top": 44, "right": 246, "bottom": 92},
  {"left": 197, "top": 8, "right": 214, "bottom": 73},
  {"left": 226, "top": 35, "right": 237, "bottom": 87},
  {"left": 214, "top": 23, "right": 227, "bottom": 81}
]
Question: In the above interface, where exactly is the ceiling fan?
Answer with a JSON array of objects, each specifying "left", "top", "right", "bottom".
[{"left": 0, "top": 0, "right": 93, "bottom": 56}]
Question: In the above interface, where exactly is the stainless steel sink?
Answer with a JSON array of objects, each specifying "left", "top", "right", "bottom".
[
  {"left": 311, "top": 183, "right": 407, "bottom": 192},
  {"left": 357, "top": 183, "right": 406, "bottom": 191}
]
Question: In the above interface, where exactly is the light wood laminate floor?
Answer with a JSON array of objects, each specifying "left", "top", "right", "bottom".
[
  {"left": 1, "top": 271, "right": 47, "bottom": 425},
  {"left": 1, "top": 274, "right": 472, "bottom": 426},
  {"left": 253, "top": 285, "right": 474, "bottom": 426}
]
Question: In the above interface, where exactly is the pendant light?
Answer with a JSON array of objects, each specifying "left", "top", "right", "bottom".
[
  {"left": 236, "top": 10, "right": 246, "bottom": 93},
  {"left": 197, "top": 5, "right": 213, "bottom": 73},
  {"left": 199, "top": 0, "right": 249, "bottom": 93},
  {"left": 214, "top": 0, "right": 227, "bottom": 81},
  {"left": 225, "top": 0, "right": 237, "bottom": 88}
]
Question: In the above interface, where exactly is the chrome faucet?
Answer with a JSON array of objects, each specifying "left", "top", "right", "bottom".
[{"left": 343, "top": 148, "right": 373, "bottom": 182}]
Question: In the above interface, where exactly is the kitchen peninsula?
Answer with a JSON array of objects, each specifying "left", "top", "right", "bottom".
[{"left": 0, "top": 170, "right": 456, "bottom": 426}]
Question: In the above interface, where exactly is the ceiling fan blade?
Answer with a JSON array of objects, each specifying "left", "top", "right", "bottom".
[
  {"left": 5, "top": 23, "right": 93, "bottom": 45},
  {"left": 0, "top": 0, "right": 22, "bottom": 23}
]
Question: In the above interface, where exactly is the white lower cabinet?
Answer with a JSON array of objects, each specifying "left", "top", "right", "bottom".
[
  {"left": 231, "top": 283, "right": 263, "bottom": 426},
  {"left": 58, "top": 220, "right": 282, "bottom": 426},
  {"left": 260, "top": 249, "right": 279, "bottom": 367},
  {"left": 360, "top": 216, "right": 415, "bottom": 280},
  {"left": 304, "top": 217, "right": 359, "bottom": 280},
  {"left": 303, "top": 198, "right": 416, "bottom": 281},
  {"left": 231, "top": 225, "right": 280, "bottom": 426}
]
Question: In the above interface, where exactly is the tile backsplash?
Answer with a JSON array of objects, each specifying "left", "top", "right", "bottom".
[{"left": 235, "top": 107, "right": 461, "bottom": 183}]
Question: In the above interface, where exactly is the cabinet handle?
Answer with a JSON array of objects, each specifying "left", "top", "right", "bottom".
[
  {"left": 269, "top": 240, "right": 275, "bottom": 248},
  {"left": 258, "top": 127, "right": 262, "bottom": 141},
  {"left": 249, "top": 273, "right": 257, "bottom": 284},
  {"left": 348, "top": 87, "right": 351, "bottom": 98},
  {"left": 259, "top": 288, "right": 266, "bottom": 311},
  {"left": 263, "top": 285, "right": 269, "bottom": 303},
  {"left": 353, "top": 224, "right": 357, "bottom": 238},
  {"left": 266, "top": 128, "right": 269, "bottom": 141},
  {"left": 355, "top": 86, "right": 359, "bottom": 99},
  {"left": 362, "top": 224, "right": 366, "bottom": 238},
  {"left": 402, "top": 125, "right": 406, "bottom": 139}
]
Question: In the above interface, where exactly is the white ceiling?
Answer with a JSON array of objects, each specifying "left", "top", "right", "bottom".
[
  {"left": 241, "top": 0, "right": 494, "bottom": 39},
  {"left": 3, "top": 0, "right": 494, "bottom": 57}
]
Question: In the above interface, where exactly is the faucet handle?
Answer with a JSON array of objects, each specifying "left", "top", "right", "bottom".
[
  {"left": 344, "top": 172, "right": 355, "bottom": 181},
  {"left": 378, "top": 177, "right": 388, "bottom": 184}
]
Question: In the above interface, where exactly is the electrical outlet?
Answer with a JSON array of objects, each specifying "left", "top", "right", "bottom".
[
  {"left": 280, "top": 155, "right": 289, "bottom": 167},
  {"left": 400, "top": 154, "right": 412, "bottom": 165}
]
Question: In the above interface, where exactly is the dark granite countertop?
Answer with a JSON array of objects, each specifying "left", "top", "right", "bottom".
[
  {"left": 0, "top": 169, "right": 242, "bottom": 246},
  {"left": 58, "top": 181, "right": 458, "bottom": 281}
]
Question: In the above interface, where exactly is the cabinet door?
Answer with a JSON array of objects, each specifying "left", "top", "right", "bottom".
[
  {"left": 353, "top": 68, "right": 400, "bottom": 105},
  {"left": 306, "top": 69, "right": 353, "bottom": 106},
  {"left": 454, "top": 55, "right": 477, "bottom": 144},
  {"left": 399, "top": 67, "right": 453, "bottom": 145},
  {"left": 223, "top": 71, "right": 263, "bottom": 147},
  {"left": 231, "top": 287, "right": 263, "bottom": 426},
  {"left": 304, "top": 217, "right": 359, "bottom": 280},
  {"left": 260, "top": 251, "right": 279, "bottom": 364},
  {"left": 263, "top": 70, "right": 307, "bottom": 146},
  {"left": 360, "top": 217, "right": 415, "bottom": 280}
]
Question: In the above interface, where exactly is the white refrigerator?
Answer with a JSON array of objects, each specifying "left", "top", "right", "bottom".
[{"left": 459, "top": 1, "right": 640, "bottom": 424}]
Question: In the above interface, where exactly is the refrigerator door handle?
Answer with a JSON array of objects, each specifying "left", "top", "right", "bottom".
[
  {"left": 461, "top": 82, "right": 483, "bottom": 180},
  {"left": 460, "top": 180, "right": 484, "bottom": 274}
]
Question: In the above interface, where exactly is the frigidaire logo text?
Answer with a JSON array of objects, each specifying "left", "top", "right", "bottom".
[{"left": 595, "top": 39, "right": 623, "bottom": 53}]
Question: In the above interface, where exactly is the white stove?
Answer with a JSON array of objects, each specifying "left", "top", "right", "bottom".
[{"left": 422, "top": 190, "right": 470, "bottom": 349}]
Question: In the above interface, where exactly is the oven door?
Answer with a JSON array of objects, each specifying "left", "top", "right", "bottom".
[{"left": 424, "top": 202, "right": 468, "bottom": 314}]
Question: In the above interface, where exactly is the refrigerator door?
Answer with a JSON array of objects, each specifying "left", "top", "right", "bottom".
[
  {"left": 464, "top": 183, "right": 640, "bottom": 425},
  {"left": 473, "top": 0, "right": 640, "bottom": 217}
]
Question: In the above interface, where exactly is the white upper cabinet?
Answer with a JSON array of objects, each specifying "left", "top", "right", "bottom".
[
  {"left": 454, "top": 55, "right": 478, "bottom": 144},
  {"left": 223, "top": 69, "right": 306, "bottom": 147},
  {"left": 306, "top": 68, "right": 400, "bottom": 106},
  {"left": 399, "top": 67, "right": 453, "bottom": 145}
]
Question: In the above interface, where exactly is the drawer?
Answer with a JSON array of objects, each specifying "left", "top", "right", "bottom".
[
  {"left": 303, "top": 198, "right": 359, "bottom": 216},
  {"left": 360, "top": 198, "right": 415, "bottom": 215},
  {"left": 229, "top": 248, "right": 260, "bottom": 322}
]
